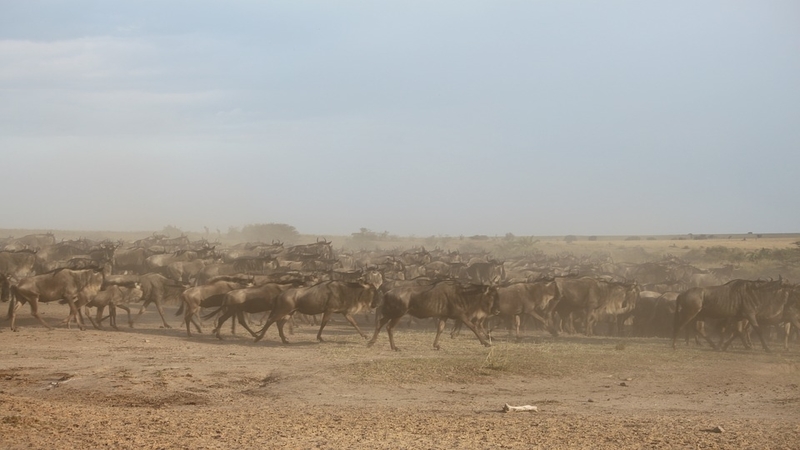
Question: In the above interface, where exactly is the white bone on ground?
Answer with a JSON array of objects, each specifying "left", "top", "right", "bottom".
[{"left": 503, "top": 404, "right": 538, "bottom": 412}]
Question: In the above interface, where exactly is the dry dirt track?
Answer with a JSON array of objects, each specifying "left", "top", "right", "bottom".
[{"left": 1, "top": 303, "right": 799, "bottom": 449}]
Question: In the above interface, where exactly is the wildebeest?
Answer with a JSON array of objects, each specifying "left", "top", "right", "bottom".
[
  {"left": 177, "top": 276, "right": 252, "bottom": 336},
  {"left": 113, "top": 246, "right": 164, "bottom": 273},
  {"left": 132, "top": 273, "right": 189, "bottom": 328},
  {"left": 551, "top": 277, "right": 640, "bottom": 336},
  {"left": 82, "top": 285, "right": 142, "bottom": 330},
  {"left": 465, "top": 260, "right": 505, "bottom": 285},
  {"left": 672, "top": 278, "right": 792, "bottom": 352},
  {"left": 632, "top": 291, "right": 678, "bottom": 338},
  {"left": 202, "top": 280, "right": 303, "bottom": 340},
  {"left": 8, "top": 268, "right": 104, "bottom": 331},
  {"left": 3, "top": 233, "right": 55, "bottom": 251},
  {"left": 368, "top": 280, "right": 499, "bottom": 351},
  {"left": 254, "top": 281, "right": 377, "bottom": 344},
  {"left": 0, "top": 249, "right": 37, "bottom": 278},
  {"left": 493, "top": 280, "right": 559, "bottom": 340}
]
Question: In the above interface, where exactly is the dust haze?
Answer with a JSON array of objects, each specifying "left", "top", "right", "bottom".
[{"left": 1, "top": 2, "right": 799, "bottom": 237}]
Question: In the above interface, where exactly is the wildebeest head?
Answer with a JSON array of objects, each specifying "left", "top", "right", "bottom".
[
  {"left": 485, "top": 285, "right": 501, "bottom": 316},
  {"left": 623, "top": 282, "right": 640, "bottom": 309}
]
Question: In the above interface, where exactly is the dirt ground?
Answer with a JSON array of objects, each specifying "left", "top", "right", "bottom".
[{"left": 1, "top": 303, "right": 799, "bottom": 449}]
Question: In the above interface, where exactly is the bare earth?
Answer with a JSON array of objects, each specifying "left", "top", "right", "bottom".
[{"left": 1, "top": 304, "right": 799, "bottom": 449}]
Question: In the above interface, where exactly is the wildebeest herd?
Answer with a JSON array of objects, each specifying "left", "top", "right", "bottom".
[{"left": 1, "top": 232, "right": 798, "bottom": 353}]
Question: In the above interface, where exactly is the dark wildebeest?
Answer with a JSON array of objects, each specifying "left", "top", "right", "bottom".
[
  {"left": 632, "top": 291, "right": 679, "bottom": 338},
  {"left": 465, "top": 260, "right": 505, "bottom": 285},
  {"left": 202, "top": 280, "right": 303, "bottom": 340},
  {"left": 1, "top": 273, "right": 10, "bottom": 303},
  {"left": 130, "top": 273, "right": 189, "bottom": 328},
  {"left": 551, "top": 277, "right": 640, "bottom": 336},
  {"left": 113, "top": 247, "right": 164, "bottom": 274},
  {"left": 368, "top": 280, "right": 499, "bottom": 351},
  {"left": 672, "top": 279, "right": 792, "bottom": 352},
  {"left": 493, "top": 280, "right": 559, "bottom": 340},
  {"left": 8, "top": 268, "right": 104, "bottom": 331},
  {"left": 177, "top": 276, "right": 252, "bottom": 337},
  {"left": 0, "top": 249, "right": 37, "bottom": 278},
  {"left": 254, "top": 281, "right": 377, "bottom": 344}
]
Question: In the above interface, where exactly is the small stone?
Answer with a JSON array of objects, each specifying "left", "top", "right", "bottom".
[
  {"left": 619, "top": 382, "right": 628, "bottom": 387},
  {"left": 587, "top": 398, "right": 594, "bottom": 403},
  {"left": 711, "top": 426, "right": 724, "bottom": 433}
]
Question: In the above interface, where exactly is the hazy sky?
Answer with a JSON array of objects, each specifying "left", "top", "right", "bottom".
[{"left": 1, "top": 1, "right": 798, "bottom": 237}]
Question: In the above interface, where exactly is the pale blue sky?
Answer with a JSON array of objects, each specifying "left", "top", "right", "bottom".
[{"left": 1, "top": 1, "right": 798, "bottom": 236}]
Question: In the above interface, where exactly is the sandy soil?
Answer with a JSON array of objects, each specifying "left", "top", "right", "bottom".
[{"left": 1, "top": 303, "right": 799, "bottom": 449}]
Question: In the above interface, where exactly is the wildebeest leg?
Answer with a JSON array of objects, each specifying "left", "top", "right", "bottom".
[
  {"left": 213, "top": 309, "right": 236, "bottom": 340},
  {"left": 235, "top": 311, "right": 260, "bottom": 338},
  {"left": 449, "top": 321, "right": 462, "bottom": 338},
  {"left": 254, "top": 318, "right": 277, "bottom": 343},
  {"left": 61, "top": 296, "right": 86, "bottom": 331},
  {"left": 744, "top": 314, "right": 771, "bottom": 353},
  {"left": 367, "top": 314, "right": 392, "bottom": 347},
  {"left": 107, "top": 304, "right": 119, "bottom": 330},
  {"left": 342, "top": 313, "right": 368, "bottom": 339},
  {"left": 456, "top": 314, "right": 492, "bottom": 347},
  {"left": 28, "top": 298, "right": 53, "bottom": 330},
  {"left": 7, "top": 295, "right": 22, "bottom": 331},
  {"left": 88, "top": 305, "right": 103, "bottom": 330},
  {"left": 584, "top": 310, "right": 595, "bottom": 336},
  {"left": 315, "top": 311, "right": 334, "bottom": 341},
  {"left": 277, "top": 317, "right": 291, "bottom": 344},
  {"left": 673, "top": 303, "right": 702, "bottom": 349},
  {"left": 385, "top": 316, "right": 403, "bottom": 351},
  {"left": 153, "top": 300, "right": 172, "bottom": 328},
  {"left": 693, "top": 321, "right": 719, "bottom": 349},
  {"left": 183, "top": 306, "right": 199, "bottom": 337},
  {"left": 190, "top": 314, "right": 203, "bottom": 334},
  {"left": 783, "top": 323, "right": 791, "bottom": 351},
  {"left": 116, "top": 303, "right": 132, "bottom": 328},
  {"left": 721, "top": 321, "right": 750, "bottom": 351},
  {"left": 432, "top": 319, "right": 447, "bottom": 350}
]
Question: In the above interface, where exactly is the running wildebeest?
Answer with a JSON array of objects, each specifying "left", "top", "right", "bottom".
[
  {"left": 8, "top": 268, "right": 104, "bottom": 331},
  {"left": 177, "top": 276, "right": 252, "bottom": 337},
  {"left": 672, "top": 278, "right": 792, "bottom": 352},
  {"left": 202, "top": 280, "right": 303, "bottom": 340},
  {"left": 254, "top": 280, "right": 377, "bottom": 344},
  {"left": 368, "top": 280, "right": 499, "bottom": 351}
]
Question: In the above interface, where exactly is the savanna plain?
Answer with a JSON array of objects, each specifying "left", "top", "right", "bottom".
[{"left": 1, "top": 233, "right": 799, "bottom": 449}]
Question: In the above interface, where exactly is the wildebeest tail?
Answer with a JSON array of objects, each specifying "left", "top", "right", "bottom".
[
  {"left": 175, "top": 298, "right": 185, "bottom": 316},
  {"left": 202, "top": 304, "right": 225, "bottom": 320}
]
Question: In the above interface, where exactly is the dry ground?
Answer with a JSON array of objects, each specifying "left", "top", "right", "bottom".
[{"left": 1, "top": 303, "right": 799, "bottom": 449}]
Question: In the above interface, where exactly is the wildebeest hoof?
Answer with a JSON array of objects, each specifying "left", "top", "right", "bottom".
[{"left": 483, "top": 342, "right": 492, "bottom": 347}]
